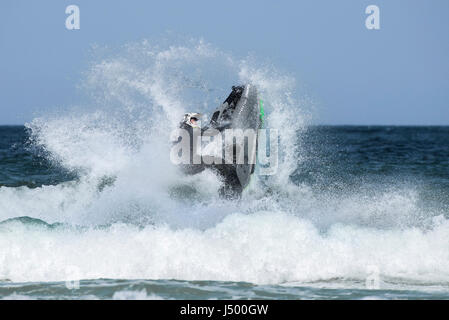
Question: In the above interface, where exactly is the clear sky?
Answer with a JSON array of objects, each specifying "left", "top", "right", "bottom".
[{"left": 0, "top": 0, "right": 448, "bottom": 125}]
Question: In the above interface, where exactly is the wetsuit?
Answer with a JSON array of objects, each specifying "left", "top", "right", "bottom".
[{"left": 174, "top": 122, "right": 243, "bottom": 199}]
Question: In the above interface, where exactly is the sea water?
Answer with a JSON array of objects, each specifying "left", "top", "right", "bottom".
[{"left": 0, "top": 39, "right": 448, "bottom": 299}]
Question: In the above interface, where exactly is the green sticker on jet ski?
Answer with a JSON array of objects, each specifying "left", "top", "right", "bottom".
[{"left": 259, "top": 99, "right": 265, "bottom": 127}]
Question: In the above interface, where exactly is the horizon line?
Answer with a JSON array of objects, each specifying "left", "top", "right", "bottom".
[{"left": 1, "top": 123, "right": 449, "bottom": 127}]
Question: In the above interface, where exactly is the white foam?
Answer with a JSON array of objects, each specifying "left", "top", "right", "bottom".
[
  {"left": 112, "top": 289, "right": 163, "bottom": 300},
  {"left": 0, "top": 211, "right": 448, "bottom": 286},
  {"left": 0, "top": 38, "right": 447, "bottom": 289}
]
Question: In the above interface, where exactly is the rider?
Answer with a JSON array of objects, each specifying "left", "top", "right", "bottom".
[
  {"left": 176, "top": 112, "right": 243, "bottom": 199},
  {"left": 181, "top": 113, "right": 202, "bottom": 129}
]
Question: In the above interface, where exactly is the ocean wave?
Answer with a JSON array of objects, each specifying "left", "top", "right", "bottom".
[
  {"left": 0, "top": 211, "right": 448, "bottom": 286},
  {"left": 0, "top": 38, "right": 447, "bottom": 289}
]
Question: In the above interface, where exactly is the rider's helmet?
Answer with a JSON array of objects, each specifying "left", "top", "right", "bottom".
[{"left": 181, "top": 112, "right": 202, "bottom": 128}]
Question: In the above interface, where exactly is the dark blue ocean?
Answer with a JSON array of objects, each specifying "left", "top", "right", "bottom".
[{"left": 1, "top": 125, "right": 448, "bottom": 299}]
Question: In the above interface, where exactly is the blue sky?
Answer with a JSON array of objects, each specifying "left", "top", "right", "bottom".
[{"left": 0, "top": 0, "right": 448, "bottom": 125}]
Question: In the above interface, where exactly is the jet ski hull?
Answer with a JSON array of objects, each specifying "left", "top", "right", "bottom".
[
  {"left": 175, "top": 84, "right": 262, "bottom": 198},
  {"left": 209, "top": 84, "right": 261, "bottom": 192}
]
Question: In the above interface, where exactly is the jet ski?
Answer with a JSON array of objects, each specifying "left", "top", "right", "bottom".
[{"left": 173, "top": 84, "right": 262, "bottom": 198}]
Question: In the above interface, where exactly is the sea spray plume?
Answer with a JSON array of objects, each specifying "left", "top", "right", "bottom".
[
  {"left": 83, "top": 39, "right": 232, "bottom": 130},
  {"left": 1, "top": 38, "right": 449, "bottom": 291},
  {"left": 23, "top": 39, "right": 277, "bottom": 226},
  {"left": 19, "top": 38, "right": 435, "bottom": 231},
  {"left": 27, "top": 113, "right": 132, "bottom": 178},
  {"left": 238, "top": 59, "right": 309, "bottom": 196},
  {"left": 26, "top": 39, "right": 308, "bottom": 205}
]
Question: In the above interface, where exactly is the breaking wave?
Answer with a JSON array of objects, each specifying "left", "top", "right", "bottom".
[{"left": 0, "top": 38, "right": 448, "bottom": 289}]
